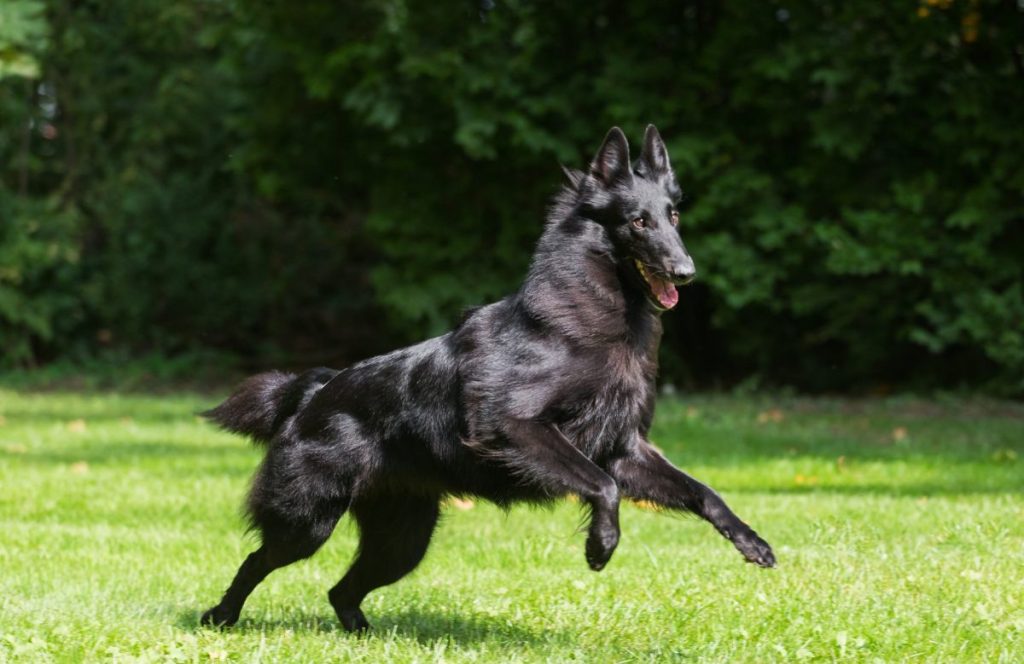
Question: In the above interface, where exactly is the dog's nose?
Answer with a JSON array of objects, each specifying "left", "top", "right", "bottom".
[{"left": 667, "top": 257, "right": 696, "bottom": 284}]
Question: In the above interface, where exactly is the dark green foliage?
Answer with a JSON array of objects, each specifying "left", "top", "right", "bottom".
[{"left": 1, "top": 0, "right": 1022, "bottom": 393}]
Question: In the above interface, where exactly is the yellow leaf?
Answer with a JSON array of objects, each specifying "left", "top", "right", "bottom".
[{"left": 757, "top": 409, "right": 784, "bottom": 423}]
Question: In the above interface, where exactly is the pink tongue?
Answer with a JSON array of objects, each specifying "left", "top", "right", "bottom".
[{"left": 650, "top": 274, "right": 679, "bottom": 309}]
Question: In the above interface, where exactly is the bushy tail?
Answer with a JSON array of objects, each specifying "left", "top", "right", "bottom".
[{"left": 202, "top": 368, "right": 338, "bottom": 445}]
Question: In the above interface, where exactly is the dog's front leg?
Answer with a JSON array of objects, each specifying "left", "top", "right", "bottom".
[
  {"left": 608, "top": 438, "right": 775, "bottom": 567},
  {"left": 500, "top": 419, "right": 621, "bottom": 570}
]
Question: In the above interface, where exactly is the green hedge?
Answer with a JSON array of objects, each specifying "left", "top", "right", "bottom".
[{"left": 1, "top": 0, "right": 1022, "bottom": 393}]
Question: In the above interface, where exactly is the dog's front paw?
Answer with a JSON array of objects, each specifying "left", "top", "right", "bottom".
[
  {"left": 585, "top": 525, "right": 619, "bottom": 571},
  {"left": 200, "top": 605, "right": 239, "bottom": 628},
  {"left": 732, "top": 530, "right": 776, "bottom": 568}
]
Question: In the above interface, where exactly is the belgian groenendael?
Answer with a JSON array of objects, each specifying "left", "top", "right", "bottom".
[{"left": 200, "top": 125, "right": 775, "bottom": 632}]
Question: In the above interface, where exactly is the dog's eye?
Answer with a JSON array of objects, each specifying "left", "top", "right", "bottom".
[
  {"left": 670, "top": 211, "right": 679, "bottom": 226},
  {"left": 631, "top": 217, "right": 646, "bottom": 230}
]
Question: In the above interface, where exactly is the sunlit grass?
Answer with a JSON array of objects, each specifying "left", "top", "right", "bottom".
[{"left": 1, "top": 388, "right": 1022, "bottom": 662}]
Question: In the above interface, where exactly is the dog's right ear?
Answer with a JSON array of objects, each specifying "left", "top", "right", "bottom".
[{"left": 589, "top": 127, "right": 632, "bottom": 188}]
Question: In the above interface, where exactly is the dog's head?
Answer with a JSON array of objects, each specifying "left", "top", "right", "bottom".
[{"left": 571, "top": 125, "right": 695, "bottom": 311}]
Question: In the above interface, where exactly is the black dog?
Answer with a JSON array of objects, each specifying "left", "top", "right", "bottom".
[{"left": 200, "top": 126, "right": 775, "bottom": 632}]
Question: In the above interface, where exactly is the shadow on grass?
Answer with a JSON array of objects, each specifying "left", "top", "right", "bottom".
[
  {"left": 371, "top": 607, "right": 555, "bottom": 644},
  {"left": 8, "top": 438, "right": 1021, "bottom": 495},
  {"left": 1, "top": 412, "right": 219, "bottom": 430},
  {"left": 726, "top": 481, "right": 1024, "bottom": 497},
  {"left": 6, "top": 391, "right": 1021, "bottom": 496},
  {"left": 22, "top": 441, "right": 251, "bottom": 465},
  {"left": 176, "top": 607, "right": 553, "bottom": 645}
]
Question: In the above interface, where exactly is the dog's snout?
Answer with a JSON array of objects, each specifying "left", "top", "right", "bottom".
[{"left": 666, "top": 256, "right": 696, "bottom": 284}]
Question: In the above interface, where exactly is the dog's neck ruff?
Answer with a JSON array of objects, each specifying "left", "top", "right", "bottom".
[{"left": 518, "top": 220, "right": 660, "bottom": 350}]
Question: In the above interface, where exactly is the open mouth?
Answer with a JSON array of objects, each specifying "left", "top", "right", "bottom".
[{"left": 634, "top": 260, "right": 693, "bottom": 310}]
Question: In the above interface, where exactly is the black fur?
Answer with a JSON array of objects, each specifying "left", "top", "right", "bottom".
[
  {"left": 199, "top": 126, "right": 775, "bottom": 632},
  {"left": 202, "top": 368, "right": 338, "bottom": 445}
]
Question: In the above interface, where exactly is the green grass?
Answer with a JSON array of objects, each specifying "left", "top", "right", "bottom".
[{"left": 1, "top": 388, "right": 1022, "bottom": 663}]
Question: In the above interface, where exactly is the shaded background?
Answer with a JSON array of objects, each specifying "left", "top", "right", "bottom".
[{"left": 1, "top": 0, "right": 1022, "bottom": 394}]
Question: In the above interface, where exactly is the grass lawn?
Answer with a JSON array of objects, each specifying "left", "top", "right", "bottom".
[{"left": 1, "top": 387, "right": 1022, "bottom": 662}]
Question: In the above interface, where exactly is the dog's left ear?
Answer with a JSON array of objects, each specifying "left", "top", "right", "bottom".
[{"left": 641, "top": 124, "right": 672, "bottom": 175}]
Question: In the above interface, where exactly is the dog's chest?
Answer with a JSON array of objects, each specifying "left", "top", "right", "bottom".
[{"left": 561, "top": 344, "right": 656, "bottom": 458}]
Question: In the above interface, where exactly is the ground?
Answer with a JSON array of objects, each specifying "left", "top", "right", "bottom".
[{"left": 0, "top": 388, "right": 1022, "bottom": 662}]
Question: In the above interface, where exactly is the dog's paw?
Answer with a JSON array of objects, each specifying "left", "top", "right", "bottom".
[
  {"left": 585, "top": 525, "right": 619, "bottom": 571},
  {"left": 733, "top": 530, "right": 776, "bottom": 568},
  {"left": 200, "top": 605, "right": 239, "bottom": 628},
  {"left": 337, "top": 608, "right": 371, "bottom": 633}
]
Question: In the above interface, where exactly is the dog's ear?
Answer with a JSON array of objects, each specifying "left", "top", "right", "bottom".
[
  {"left": 641, "top": 124, "right": 671, "bottom": 175},
  {"left": 560, "top": 165, "right": 586, "bottom": 191},
  {"left": 589, "top": 127, "right": 632, "bottom": 187}
]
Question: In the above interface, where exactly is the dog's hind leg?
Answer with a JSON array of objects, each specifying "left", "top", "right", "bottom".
[
  {"left": 200, "top": 510, "right": 345, "bottom": 627},
  {"left": 200, "top": 501, "right": 348, "bottom": 627},
  {"left": 328, "top": 493, "right": 440, "bottom": 632},
  {"left": 608, "top": 439, "right": 775, "bottom": 568}
]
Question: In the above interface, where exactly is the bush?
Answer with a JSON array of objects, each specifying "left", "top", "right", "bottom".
[{"left": 1, "top": 0, "right": 1021, "bottom": 393}]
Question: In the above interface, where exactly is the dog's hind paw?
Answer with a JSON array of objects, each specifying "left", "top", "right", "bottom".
[
  {"left": 733, "top": 530, "right": 776, "bottom": 568},
  {"left": 337, "top": 608, "right": 371, "bottom": 633}
]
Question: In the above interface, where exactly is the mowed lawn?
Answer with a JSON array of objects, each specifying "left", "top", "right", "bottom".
[{"left": 1, "top": 388, "right": 1022, "bottom": 663}]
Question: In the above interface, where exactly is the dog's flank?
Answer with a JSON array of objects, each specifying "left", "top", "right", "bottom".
[{"left": 200, "top": 125, "right": 775, "bottom": 633}]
